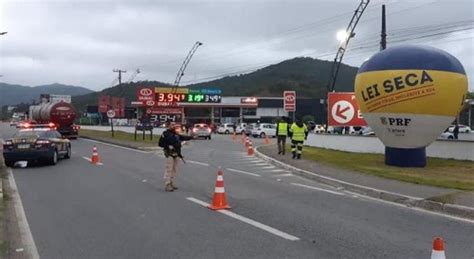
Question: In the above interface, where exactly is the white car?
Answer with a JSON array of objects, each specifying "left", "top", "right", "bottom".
[
  {"left": 313, "top": 124, "right": 325, "bottom": 133},
  {"left": 235, "top": 123, "right": 247, "bottom": 134},
  {"left": 217, "top": 123, "right": 235, "bottom": 134},
  {"left": 251, "top": 123, "right": 276, "bottom": 138},
  {"left": 440, "top": 131, "right": 455, "bottom": 140},
  {"left": 447, "top": 125, "right": 471, "bottom": 133}
]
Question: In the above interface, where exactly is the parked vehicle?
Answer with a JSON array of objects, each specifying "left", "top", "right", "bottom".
[
  {"left": 313, "top": 124, "right": 325, "bottom": 133},
  {"left": 3, "top": 125, "right": 72, "bottom": 167},
  {"left": 448, "top": 125, "right": 471, "bottom": 133},
  {"left": 360, "top": 126, "right": 375, "bottom": 136},
  {"left": 191, "top": 123, "right": 212, "bottom": 139},
  {"left": 244, "top": 123, "right": 258, "bottom": 136},
  {"left": 217, "top": 123, "right": 235, "bottom": 134},
  {"left": 251, "top": 123, "right": 276, "bottom": 138},
  {"left": 235, "top": 123, "right": 247, "bottom": 134},
  {"left": 135, "top": 121, "right": 153, "bottom": 131},
  {"left": 439, "top": 131, "right": 455, "bottom": 140}
]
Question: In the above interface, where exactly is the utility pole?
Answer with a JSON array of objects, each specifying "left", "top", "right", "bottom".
[
  {"left": 380, "top": 4, "right": 387, "bottom": 51},
  {"left": 113, "top": 69, "right": 127, "bottom": 85}
]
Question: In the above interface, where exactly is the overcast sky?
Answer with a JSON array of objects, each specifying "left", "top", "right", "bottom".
[{"left": 1, "top": 0, "right": 473, "bottom": 91}]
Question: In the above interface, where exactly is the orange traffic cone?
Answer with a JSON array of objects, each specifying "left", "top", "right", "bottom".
[
  {"left": 241, "top": 134, "right": 245, "bottom": 144},
  {"left": 264, "top": 134, "right": 270, "bottom": 144},
  {"left": 91, "top": 146, "right": 100, "bottom": 164},
  {"left": 431, "top": 237, "right": 446, "bottom": 259},
  {"left": 245, "top": 137, "right": 250, "bottom": 147},
  {"left": 247, "top": 141, "right": 254, "bottom": 156},
  {"left": 208, "top": 168, "right": 231, "bottom": 210}
]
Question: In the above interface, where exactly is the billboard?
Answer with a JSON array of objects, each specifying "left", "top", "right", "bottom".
[{"left": 327, "top": 92, "right": 367, "bottom": 126}]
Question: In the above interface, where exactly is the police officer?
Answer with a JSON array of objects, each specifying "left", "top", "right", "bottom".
[
  {"left": 289, "top": 118, "right": 308, "bottom": 159},
  {"left": 276, "top": 117, "right": 289, "bottom": 155},
  {"left": 159, "top": 122, "right": 194, "bottom": 192}
]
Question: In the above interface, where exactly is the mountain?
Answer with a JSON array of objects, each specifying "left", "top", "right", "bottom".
[
  {"left": 0, "top": 83, "right": 93, "bottom": 106},
  {"left": 72, "top": 57, "right": 358, "bottom": 112},
  {"left": 188, "top": 57, "right": 358, "bottom": 97}
]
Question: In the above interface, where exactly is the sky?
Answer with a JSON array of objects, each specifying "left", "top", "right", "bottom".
[{"left": 0, "top": 0, "right": 473, "bottom": 91}]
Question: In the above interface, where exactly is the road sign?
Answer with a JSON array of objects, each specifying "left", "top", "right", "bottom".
[
  {"left": 328, "top": 92, "right": 367, "bottom": 126},
  {"left": 284, "top": 91, "right": 296, "bottom": 112},
  {"left": 107, "top": 109, "right": 116, "bottom": 118}
]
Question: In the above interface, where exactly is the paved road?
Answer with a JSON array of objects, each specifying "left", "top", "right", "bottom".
[{"left": 1, "top": 123, "right": 473, "bottom": 258}]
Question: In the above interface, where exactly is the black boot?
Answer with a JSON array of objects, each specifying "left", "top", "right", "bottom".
[
  {"left": 292, "top": 152, "right": 296, "bottom": 159},
  {"left": 297, "top": 154, "right": 301, "bottom": 159}
]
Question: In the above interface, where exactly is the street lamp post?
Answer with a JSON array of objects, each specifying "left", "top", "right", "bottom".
[{"left": 0, "top": 32, "right": 7, "bottom": 35}]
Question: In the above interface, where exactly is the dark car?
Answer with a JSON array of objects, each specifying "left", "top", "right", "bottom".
[{"left": 3, "top": 127, "right": 71, "bottom": 167}]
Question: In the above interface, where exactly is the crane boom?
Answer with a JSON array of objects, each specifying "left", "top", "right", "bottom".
[
  {"left": 326, "top": 0, "right": 370, "bottom": 92},
  {"left": 126, "top": 68, "right": 141, "bottom": 83},
  {"left": 173, "top": 41, "right": 203, "bottom": 87}
]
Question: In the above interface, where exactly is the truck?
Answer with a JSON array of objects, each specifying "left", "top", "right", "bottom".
[{"left": 29, "top": 99, "right": 80, "bottom": 138}]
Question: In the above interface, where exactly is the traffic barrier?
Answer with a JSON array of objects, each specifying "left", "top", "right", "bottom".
[
  {"left": 208, "top": 168, "right": 231, "bottom": 210},
  {"left": 247, "top": 141, "right": 254, "bottom": 156},
  {"left": 431, "top": 237, "right": 446, "bottom": 259},
  {"left": 91, "top": 145, "right": 100, "bottom": 165},
  {"left": 264, "top": 134, "right": 270, "bottom": 145}
]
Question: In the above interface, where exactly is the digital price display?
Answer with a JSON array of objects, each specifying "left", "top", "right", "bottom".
[
  {"left": 156, "top": 93, "right": 187, "bottom": 103},
  {"left": 136, "top": 87, "right": 222, "bottom": 106},
  {"left": 187, "top": 94, "right": 222, "bottom": 103}
]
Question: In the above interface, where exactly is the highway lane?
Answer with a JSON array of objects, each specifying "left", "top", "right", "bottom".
[{"left": 2, "top": 123, "right": 474, "bottom": 258}]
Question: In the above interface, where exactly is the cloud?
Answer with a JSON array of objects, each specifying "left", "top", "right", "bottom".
[{"left": 0, "top": 0, "right": 473, "bottom": 91}]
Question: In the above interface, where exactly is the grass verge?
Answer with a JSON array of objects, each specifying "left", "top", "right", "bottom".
[
  {"left": 301, "top": 146, "right": 474, "bottom": 190},
  {"left": 79, "top": 129, "right": 158, "bottom": 148}
]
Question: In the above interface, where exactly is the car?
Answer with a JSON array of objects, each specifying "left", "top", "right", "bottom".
[
  {"left": 217, "top": 123, "right": 235, "bottom": 134},
  {"left": 235, "top": 123, "right": 247, "bottom": 134},
  {"left": 191, "top": 123, "right": 212, "bottom": 139},
  {"left": 439, "top": 131, "right": 455, "bottom": 140},
  {"left": 244, "top": 123, "right": 257, "bottom": 136},
  {"left": 313, "top": 124, "right": 325, "bottom": 133},
  {"left": 447, "top": 125, "right": 471, "bottom": 133},
  {"left": 2, "top": 126, "right": 71, "bottom": 167},
  {"left": 251, "top": 123, "right": 276, "bottom": 138},
  {"left": 10, "top": 120, "right": 18, "bottom": 127},
  {"left": 360, "top": 126, "right": 375, "bottom": 136}
]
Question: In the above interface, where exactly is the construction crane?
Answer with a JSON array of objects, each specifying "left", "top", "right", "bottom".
[
  {"left": 173, "top": 41, "right": 203, "bottom": 89},
  {"left": 326, "top": 0, "right": 370, "bottom": 93},
  {"left": 126, "top": 68, "right": 141, "bottom": 83}
]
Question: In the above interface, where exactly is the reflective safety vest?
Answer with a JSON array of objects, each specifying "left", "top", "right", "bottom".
[
  {"left": 277, "top": 122, "right": 288, "bottom": 136},
  {"left": 290, "top": 123, "right": 307, "bottom": 141}
]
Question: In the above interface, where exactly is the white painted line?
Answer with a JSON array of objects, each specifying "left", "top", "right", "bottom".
[
  {"left": 187, "top": 160, "right": 210, "bottom": 167},
  {"left": 260, "top": 166, "right": 276, "bottom": 169},
  {"left": 342, "top": 191, "right": 474, "bottom": 224},
  {"left": 242, "top": 159, "right": 264, "bottom": 163},
  {"left": 272, "top": 173, "right": 293, "bottom": 177},
  {"left": 253, "top": 163, "right": 269, "bottom": 166},
  {"left": 291, "top": 183, "right": 344, "bottom": 196},
  {"left": 82, "top": 156, "right": 104, "bottom": 166},
  {"left": 226, "top": 168, "right": 261, "bottom": 177},
  {"left": 80, "top": 138, "right": 152, "bottom": 154},
  {"left": 268, "top": 169, "right": 289, "bottom": 173},
  {"left": 186, "top": 197, "right": 299, "bottom": 241},
  {"left": 7, "top": 169, "right": 40, "bottom": 259}
]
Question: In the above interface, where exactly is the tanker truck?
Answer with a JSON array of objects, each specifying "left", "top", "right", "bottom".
[{"left": 29, "top": 101, "right": 80, "bottom": 138}]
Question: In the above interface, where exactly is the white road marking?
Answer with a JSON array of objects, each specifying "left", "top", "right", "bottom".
[
  {"left": 272, "top": 173, "right": 293, "bottom": 177},
  {"left": 226, "top": 168, "right": 261, "bottom": 177},
  {"left": 252, "top": 163, "right": 269, "bottom": 166},
  {"left": 342, "top": 190, "right": 474, "bottom": 224},
  {"left": 187, "top": 160, "right": 210, "bottom": 167},
  {"left": 260, "top": 166, "right": 276, "bottom": 169},
  {"left": 82, "top": 156, "right": 104, "bottom": 166},
  {"left": 80, "top": 138, "right": 152, "bottom": 154},
  {"left": 291, "top": 183, "right": 345, "bottom": 196},
  {"left": 241, "top": 159, "right": 263, "bottom": 163},
  {"left": 7, "top": 169, "right": 40, "bottom": 259},
  {"left": 142, "top": 179, "right": 148, "bottom": 183},
  {"left": 268, "top": 169, "right": 289, "bottom": 173},
  {"left": 186, "top": 197, "right": 299, "bottom": 241}
]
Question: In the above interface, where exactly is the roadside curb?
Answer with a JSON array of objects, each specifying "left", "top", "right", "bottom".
[
  {"left": 255, "top": 146, "right": 474, "bottom": 220},
  {"left": 79, "top": 136, "right": 157, "bottom": 151}
]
